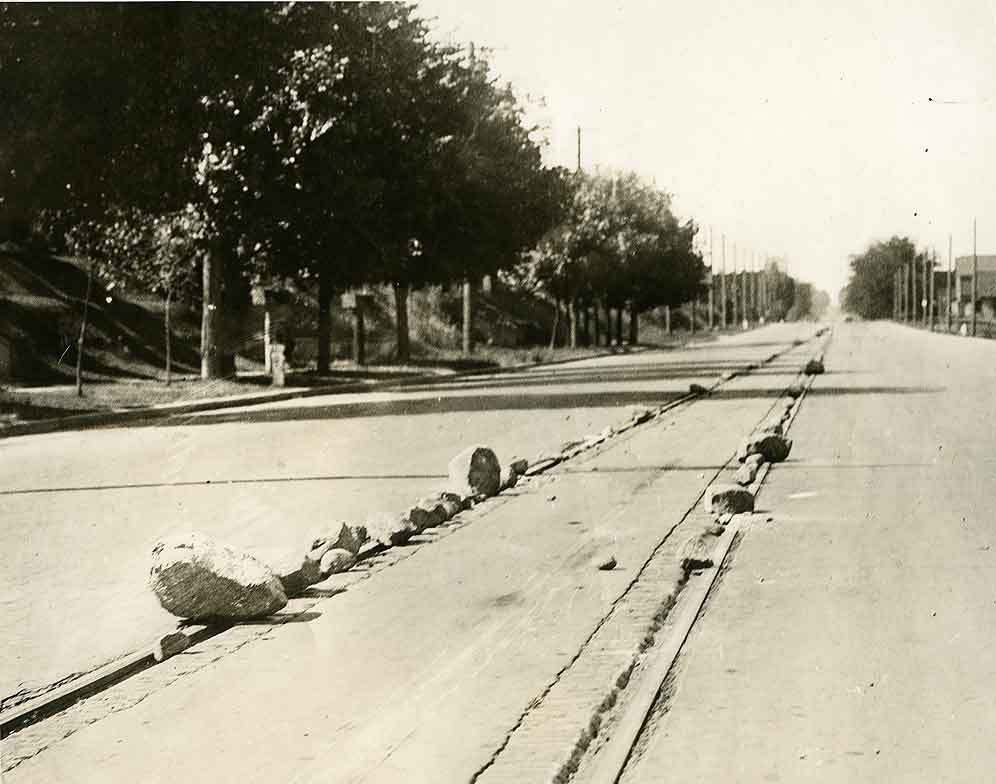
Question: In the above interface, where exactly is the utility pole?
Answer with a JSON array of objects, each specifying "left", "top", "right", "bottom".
[
  {"left": 892, "top": 270, "right": 899, "bottom": 321},
  {"left": 708, "top": 226, "right": 715, "bottom": 329},
  {"left": 721, "top": 234, "right": 728, "bottom": 329},
  {"left": 928, "top": 248, "right": 935, "bottom": 330},
  {"left": 751, "top": 251, "right": 758, "bottom": 322},
  {"left": 907, "top": 256, "right": 913, "bottom": 323},
  {"left": 947, "top": 233, "right": 953, "bottom": 332},
  {"left": 897, "top": 266, "right": 902, "bottom": 321},
  {"left": 972, "top": 218, "right": 978, "bottom": 337},
  {"left": 906, "top": 256, "right": 912, "bottom": 323},
  {"left": 732, "top": 243, "right": 739, "bottom": 328}
]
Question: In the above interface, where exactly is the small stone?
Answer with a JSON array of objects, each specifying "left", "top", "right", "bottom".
[
  {"left": 437, "top": 492, "right": 465, "bottom": 518},
  {"left": 500, "top": 458, "right": 530, "bottom": 490},
  {"left": 737, "top": 433, "right": 793, "bottom": 463},
  {"left": 406, "top": 495, "right": 449, "bottom": 532},
  {"left": 734, "top": 462, "right": 758, "bottom": 486},
  {"left": 319, "top": 548, "right": 356, "bottom": 577},
  {"left": 804, "top": 358, "right": 825, "bottom": 375},
  {"left": 277, "top": 538, "right": 333, "bottom": 597},
  {"left": 366, "top": 512, "right": 418, "bottom": 547},
  {"left": 154, "top": 630, "right": 190, "bottom": 662},
  {"left": 333, "top": 523, "right": 368, "bottom": 555},
  {"left": 689, "top": 383, "right": 709, "bottom": 395},
  {"left": 787, "top": 383, "right": 804, "bottom": 398},
  {"left": 448, "top": 445, "right": 501, "bottom": 499},
  {"left": 313, "top": 522, "right": 368, "bottom": 556},
  {"left": 149, "top": 532, "right": 287, "bottom": 621},
  {"left": 594, "top": 554, "right": 617, "bottom": 571},
  {"left": 704, "top": 483, "right": 755, "bottom": 515},
  {"left": 679, "top": 534, "right": 715, "bottom": 572}
]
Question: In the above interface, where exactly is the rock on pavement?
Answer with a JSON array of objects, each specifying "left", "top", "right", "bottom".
[
  {"left": 679, "top": 533, "right": 716, "bottom": 572},
  {"left": 277, "top": 538, "right": 334, "bottom": 597},
  {"left": 737, "top": 432, "right": 793, "bottom": 463},
  {"left": 366, "top": 511, "right": 418, "bottom": 547},
  {"left": 316, "top": 522, "right": 368, "bottom": 556},
  {"left": 501, "top": 458, "right": 530, "bottom": 490},
  {"left": 320, "top": 548, "right": 356, "bottom": 577},
  {"left": 734, "top": 461, "right": 759, "bottom": 486},
  {"left": 448, "top": 445, "right": 502, "bottom": 500},
  {"left": 704, "top": 483, "right": 755, "bottom": 515},
  {"left": 150, "top": 532, "right": 288, "bottom": 621}
]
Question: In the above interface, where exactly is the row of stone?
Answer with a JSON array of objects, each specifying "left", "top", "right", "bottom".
[
  {"left": 682, "top": 341, "right": 829, "bottom": 574},
  {"left": 148, "top": 444, "right": 529, "bottom": 626},
  {"left": 688, "top": 372, "right": 811, "bottom": 566}
]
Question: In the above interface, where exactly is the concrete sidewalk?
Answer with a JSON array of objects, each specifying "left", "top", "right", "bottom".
[
  {"left": 0, "top": 345, "right": 657, "bottom": 440},
  {"left": 621, "top": 322, "right": 996, "bottom": 782}
]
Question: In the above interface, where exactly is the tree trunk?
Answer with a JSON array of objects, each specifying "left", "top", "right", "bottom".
[
  {"left": 317, "top": 268, "right": 332, "bottom": 375},
  {"left": 583, "top": 306, "right": 591, "bottom": 346},
  {"left": 164, "top": 287, "right": 173, "bottom": 386},
  {"left": 628, "top": 302, "right": 639, "bottom": 344},
  {"left": 568, "top": 299, "right": 578, "bottom": 349},
  {"left": 462, "top": 279, "right": 474, "bottom": 356},
  {"left": 549, "top": 297, "right": 561, "bottom": 350},
  {"left": 603, "top": 302, "right": 612, "bottom": 345},
  {"left": 593, "top": 303, "right": 600, "bottom": 346},
  {"left": 200, "top": 247, "right": 222, "bottom": 379},
  {"left": 690, "top": 299, "right": 697, "bottom": 335},
  {"left": 665, "top": 305, "right": 671, "bottom": 336},
  {"left": 394, "top": 282, "right": 410, "bottom": 363},
  {"left": 615, "top": 306, "right": 622, "bottom": 346},
  {"left": 352, "top": 300, "right": 366, "bottom": 365},
  {"left": 75, "top": 263, "right": 93, "bottom": 397}
]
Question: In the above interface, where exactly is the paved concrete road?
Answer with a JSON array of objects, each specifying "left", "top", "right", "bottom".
[
  {"left": 1, "top": 325, "right": 810, "bottom": 703},
  {"left": 1, "top": 324, "right": 819, "bottom": 780},
  {"left": 621, "top": 322, "right": 996, "bottom": 783}
]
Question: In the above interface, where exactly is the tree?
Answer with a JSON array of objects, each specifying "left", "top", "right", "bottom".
[
  {"left": 2, "top": 3, "right": 336, "bottom": 377},
  {"left": 522, "top": 170, "right": 704, "bottom": 347},
  {"left": 63, "top": 206, "right": 203, "bottom": 385},
  {"left": 841, "top": 236, "right": 916, "bottom": 319}
]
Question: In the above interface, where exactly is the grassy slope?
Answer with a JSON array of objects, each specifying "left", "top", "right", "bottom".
[{"left": 2, "top": 246, "right": 611, "bottom": 420}]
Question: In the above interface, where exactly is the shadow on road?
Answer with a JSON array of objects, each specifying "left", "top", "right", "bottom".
[{"left": 158, "top": 383, "right": 942, "bottom": 429}]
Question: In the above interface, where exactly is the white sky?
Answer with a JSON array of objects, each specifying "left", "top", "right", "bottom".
[{"left": 416, "top": 0, "right": 996, "bottom": 300}]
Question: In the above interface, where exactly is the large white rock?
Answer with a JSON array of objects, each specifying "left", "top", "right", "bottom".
[
  {"left": 447, "top": 445, "right": 501, "bottom": 499},
  {"left": 150, "top": 532, "right": 287, "bottom": 621}
]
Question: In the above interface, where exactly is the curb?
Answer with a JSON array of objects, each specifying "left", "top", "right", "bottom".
[{"left": 0, "top": 344, "right": 666, "bottom": 440}]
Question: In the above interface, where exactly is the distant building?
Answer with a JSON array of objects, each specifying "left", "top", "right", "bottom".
[{"left": 954, "top": 255, "right": 996, "bottom": 321}]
